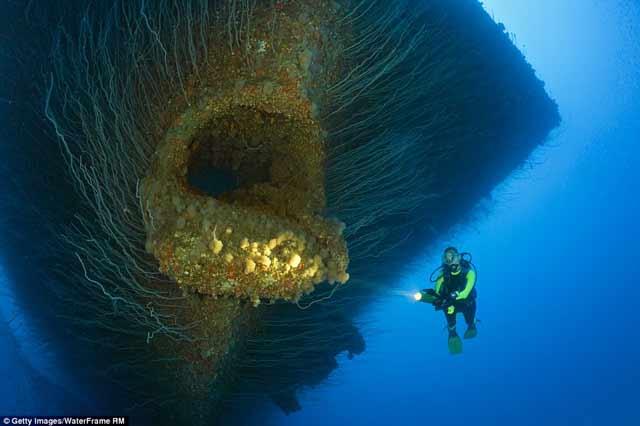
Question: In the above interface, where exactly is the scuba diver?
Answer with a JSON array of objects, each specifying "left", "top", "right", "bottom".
[{"left": 414, "top": 247, "right": 477, "bottom": 355}]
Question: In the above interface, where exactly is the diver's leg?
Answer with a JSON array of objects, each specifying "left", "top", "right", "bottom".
[
  {"left": 444, "top": 310, "right": 457, "bottom": 337},
  {"left": 445, "top": 310, "right": 462, "bottom": 355},
  {"left": 463, "top": 299, "right": 477, "bottom": 339},
  {"left": 463, "top": 299, "right": 476, "bottom": 326}
]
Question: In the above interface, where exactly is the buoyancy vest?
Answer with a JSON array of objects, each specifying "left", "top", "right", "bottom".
[{"left": 441, "top": 260, "right": 472, "bottom": 295}]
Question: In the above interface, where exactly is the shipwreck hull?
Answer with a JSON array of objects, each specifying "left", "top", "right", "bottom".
[{"left": 0, "top": 0, "right": 559, "bottom": 424}]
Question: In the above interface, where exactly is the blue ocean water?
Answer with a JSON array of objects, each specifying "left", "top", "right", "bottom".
[
  {"left": 257, "top": 1, "right": 640, "bottom": 425},
  {"left": 1, "top": 0, "right": 639, "bottom": 425}
]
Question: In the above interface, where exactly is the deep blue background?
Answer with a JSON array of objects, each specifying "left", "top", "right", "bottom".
[
  {"left": 1, "top": 1, "right": 639, "bottom": 425},
  {"left": 257, "top": 1, "right": 640, "bottom": 425}
]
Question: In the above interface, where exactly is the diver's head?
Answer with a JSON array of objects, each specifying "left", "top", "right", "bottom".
[{"left": 443, "top": 247, "right": 461, "bottom": 273}]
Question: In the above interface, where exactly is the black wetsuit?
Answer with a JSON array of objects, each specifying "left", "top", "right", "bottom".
[{"left": 436, "top": 262, "right": 477, "bottom": 330}]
